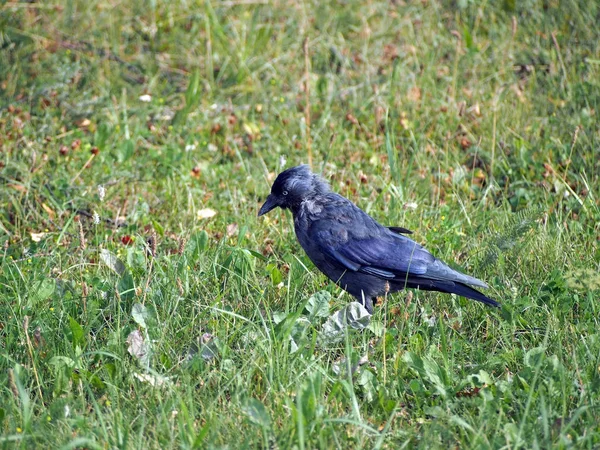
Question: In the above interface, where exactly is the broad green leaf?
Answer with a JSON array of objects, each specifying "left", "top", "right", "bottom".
[
  {"left": 118, "top": 272, "right": 135, "bottom": 301},
  {"left": 30, "top": 279, "right": 55, "bottom": 306},
  {"left": 266, "top": 264, "right": 282, "bottom": 285},
  {"left": 242, "top": 398, "right": 271, "bottom": 428},
  {"left": 305, "top": 290, "right": 331, "bottom": 319},
  {"left": 68, "top": 316, "right": 85, "bottom": 348},
  {"left": 100, "top": 249, "right": 126, "bottom": 276},
  {"left": 49, "top": 356, "right": 77, "bottom": 369},
  {"left": 524, "top": 346, "right": 546, "bottom": 368},
  {"left": 131, "top": 303, "right": 149, "bottom": 328}
]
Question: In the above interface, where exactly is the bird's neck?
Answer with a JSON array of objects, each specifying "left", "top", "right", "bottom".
[{"left": 292, "top": 195, "right": 324, "bottom": 217}]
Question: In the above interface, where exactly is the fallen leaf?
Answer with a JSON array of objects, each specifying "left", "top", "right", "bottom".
[
  {"left": 8, "top": 184, "right": 27, "bottom": 193},
  {"left": 76, "top": 118, "right": 91, "bottom": 128},
  {"left": 319, "top": 302, "right": 371, "bottom": 344},
  {"left": 383, "top": 43, "right": 399, "bottom": 61},
  {"left": 469, "top": 102, "right": 481, "bottom": 116},
  {"left": 197, "top": 208, "right": 217, "bottom": 220},
  {"left": 345, "top": 112, "right": 359, "bottom": 126},
  {"left": 31, "top": 232, "right": 47, "bottom": 242},
  {"left": 40, "top": 203, "right": 55, "bottom": 219},
  {"left": 408, "top": 86, "right": 421, "bottom": 102},
  {"left": 133, "top": 372, "right": 170, "bottom": 387},
  {"left": 126, "top": 329, "right": 150, "bottom": 367},
  {"left": 226, "top": 223, "right": 238, "bottom": 237}
]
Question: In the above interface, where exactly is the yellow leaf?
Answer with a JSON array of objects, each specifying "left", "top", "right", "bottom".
[{"left": 41, "top": 203, "right": 56, "bottom": 219}]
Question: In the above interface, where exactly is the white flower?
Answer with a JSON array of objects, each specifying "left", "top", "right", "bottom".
[
  {"left": 139, "top": 94, "right": 152, "bottom": 102},
  {"left": 185, "top": 144, "right": 196, "bottom": 152},
  {"left": 98, "top": 185, "right": 106, "bottom": 202},
  {"left": 92, "top": 211, "right": 100, "bottom": 225},
  {"left": 279, "top": 155, "right": 287, "bottom": 168}
]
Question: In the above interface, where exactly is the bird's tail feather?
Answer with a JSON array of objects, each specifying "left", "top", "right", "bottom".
[
  {"left": 394, "top": 277, "right": 500, "bottom": 308},
  {"left": 439, "top": 282, "right": 500, "bottom": 308}
]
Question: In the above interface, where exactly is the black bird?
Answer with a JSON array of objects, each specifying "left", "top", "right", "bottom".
[{"left": 258, "top": 165, "right": 499, "bottom": 314}]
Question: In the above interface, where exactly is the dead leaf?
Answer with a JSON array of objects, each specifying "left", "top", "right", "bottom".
[
  {"left": 399, "top": 112, "right": 410, "bottom": 130},
  {"left": 126, "top": 329, "right": 150, "bottom": 366},
  {"left": 469, "top": 102, "right": 481, "bottom": 116},
  {"left": 345, "top": 112, "right": 359, "bottom": 126},
  {"left": 76, "top": 118, "right": 91, "bottom": 128},
  {"left": 197, "top": 208, "right": 217, "bottom": 220},
  {"left": 407, "top": 86, "right": 421, "bottom": 103},
  {"left": 226, "top": 223, "right": 238, "bottom": 237},
  {"left": 31, "top": 232, "right": 47, "bottom": 242},
  {"left": 133, "top": 372, "right": 170, "bottom": 387},
  {"left": 383, "top": 44, "right": 398, "bottom": 62},
  {"left": 401, "top": 44, "right": 417, "bottom": 55},
  {"left": 41, "top": 203, "right": 56, "bottom": 219},
  {"left": 8, "top": 184, "right": 27, "bottom": 193}
]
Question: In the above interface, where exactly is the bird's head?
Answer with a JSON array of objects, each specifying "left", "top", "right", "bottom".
[{"left": 258, "top": 165, "right": 329, "bottom": 216}]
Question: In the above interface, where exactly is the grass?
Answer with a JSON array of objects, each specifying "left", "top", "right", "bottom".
[{"left": 1, "top": 0, "right": 599, "bottom": 448}]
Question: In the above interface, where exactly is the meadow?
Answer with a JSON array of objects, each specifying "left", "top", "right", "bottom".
[{"left": 1, "top": 0, "right": 599, "bottom": 448}]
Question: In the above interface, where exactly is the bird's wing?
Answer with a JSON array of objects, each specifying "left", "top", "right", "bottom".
[
  {"left": 311, "top": 201, "right": 431, "bottom": 277},
  {"left": 312, "top": 200, "right": 487, "bottom": 288},
  {"left": 319, "top": 229, "right": 432, "bottom": 277}
]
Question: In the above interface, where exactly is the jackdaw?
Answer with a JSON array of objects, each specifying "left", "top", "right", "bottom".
[{"left": 258, "top": 165, "right": 499, "bottom": 313}]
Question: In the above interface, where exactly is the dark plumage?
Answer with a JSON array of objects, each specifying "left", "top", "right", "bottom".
[{"left": 258, "top": 165, "right": 499, "bottom": 314}]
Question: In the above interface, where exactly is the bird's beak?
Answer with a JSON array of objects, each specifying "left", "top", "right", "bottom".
[{"left": 258, "top": 194, "right": 278, "bottom": 216}]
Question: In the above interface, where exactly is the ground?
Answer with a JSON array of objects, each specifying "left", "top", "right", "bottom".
[{"left": 1, "top": 0, "right": 599, "bottom": 448}]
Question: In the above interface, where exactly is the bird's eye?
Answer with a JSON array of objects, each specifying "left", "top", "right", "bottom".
[{"left": 282, "top": 190, "right": 288, "bottom": 196}]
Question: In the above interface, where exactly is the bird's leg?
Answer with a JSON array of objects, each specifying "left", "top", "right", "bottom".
[{"left": 360, "top": 291, "right": 374, "bottom": 315}]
